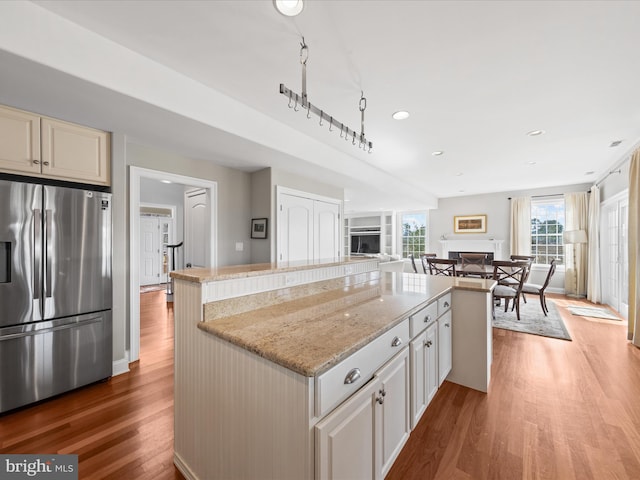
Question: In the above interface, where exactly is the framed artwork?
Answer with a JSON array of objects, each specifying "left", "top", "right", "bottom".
[
  {"left": 454, "top": 214, "right": 487, "bottom": 234},
  {"left": 251, "top": 218, "right": 268, "bottom": 239}
]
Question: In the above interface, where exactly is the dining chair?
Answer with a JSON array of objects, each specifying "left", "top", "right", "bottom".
[
  {"left": 419, "top": 253, "right": 437, "bottom": 274},
  {"left": 492, "top": 260, "right": 528, "bottom": 321},
  {"left": 408, "top": 254, "right": 418, "bottom": 273},
  {"left": 520, "top": 259, "right": 557, "bottom": 316},
  {"left": 510, "top": 255, "right": 535, "bottom": 282},
  {"left": 460, "top": 253, "right": 488, "bottom": 277},
  {"left": 427, "top": 258, "right": 458, "bottom": 276}
]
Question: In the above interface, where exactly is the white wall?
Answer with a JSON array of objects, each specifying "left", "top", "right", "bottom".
[{"left": 250, "top": 168, "right": 272, "bottom": 264}]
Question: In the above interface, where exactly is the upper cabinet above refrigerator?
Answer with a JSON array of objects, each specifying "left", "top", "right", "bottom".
[{"left": 0, "top": 104, "right": 110, "bottom": 186}]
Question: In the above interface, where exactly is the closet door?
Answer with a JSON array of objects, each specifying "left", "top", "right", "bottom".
[
  {"left": 140, "top": 216, "right": 161, "bottom": 286},
  {"left": 601, "top": 194, "right": 629, "bottom": 318},
  {"left": 278, "top": 194, "right": 314, "bottom": 263},
  {"left": 314, "top": 200, "right": 340, "bottom": 261}
]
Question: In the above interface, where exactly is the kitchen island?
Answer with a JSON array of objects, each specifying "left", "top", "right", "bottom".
[{"left": 171, "top": 259, "right": 495, "bottom": 480}]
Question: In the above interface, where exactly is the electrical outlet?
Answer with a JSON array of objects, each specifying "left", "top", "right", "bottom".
[{"left": 235, "top": 242, "right": 244, "bottom": 252}]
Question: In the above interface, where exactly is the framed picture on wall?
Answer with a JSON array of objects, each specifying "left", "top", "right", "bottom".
[
  {"left": 454, "top": 214, "right": 487, "bottom": 234},
  {"left": 251, "top": 218, "right": 268, "bottom": 239}
]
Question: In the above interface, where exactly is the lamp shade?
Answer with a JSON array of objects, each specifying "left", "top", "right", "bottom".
[{"left": 563, "top": 229, "right": 588, "bottom": 244}]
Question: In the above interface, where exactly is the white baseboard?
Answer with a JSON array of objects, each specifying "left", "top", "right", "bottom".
[
  {"left": 112, "top": 356, "right": 130, "bottom": 376},
  {"left": 547, "top": 287, "right": 565, "bottom": 295},
  {"left": 174, "top": 453, "right": 197, "bottom": 480}
]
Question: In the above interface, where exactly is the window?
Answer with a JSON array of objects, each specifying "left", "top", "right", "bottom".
[
  {"left": 401, "top": 213, "right": 427, "bottom": 259},
  {"left": 531, "top": 197, "right": 565, "bottom": 265}
]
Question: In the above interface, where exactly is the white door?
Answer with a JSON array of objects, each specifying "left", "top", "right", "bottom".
[
  {"left": 278, "top": 194, "right": 314, "bottom": 262},
  {"left": 140, "top": 216, "right": 161, "bottom": 285},
  {"left": 184, "top": 188, "right": 209, "bottom": 268},
  {"left": 315, "top": 200, "right": 341, "bottom": 261},
  {"left": 601, "top": 194, "right": 629, "bottom": 318}
]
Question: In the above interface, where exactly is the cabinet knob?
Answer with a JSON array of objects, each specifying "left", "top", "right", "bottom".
[
  {"left": 444, "top": 301, "right": 450, "bottom": 308},
  {"left": 42, "top": 161, "right": 50, "bottom": 166},
  {"left": 445, "top": 323, "right": 450, "bottom": 328},
  {"left": 379, "top": 388, "right": 386, "bottom": 397},
  {"left": 425, "top": 340, "right": 433, "bottom": 347},
  {"left": 33, "top": 160, "right": 41, "bottom": 165},
  {"left": 344, "top": 368, "right": 361, "bottom": 385},
  {"left": 424, "top": 314, "right": 431, "bottom": 323},
  {"left": 376, "top": 395, "right": 384, "bottom": 405},
  {"left": 391, "top": 336, "right": 402, "bottom": 347}
]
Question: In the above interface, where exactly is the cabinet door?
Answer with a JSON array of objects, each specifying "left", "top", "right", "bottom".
[
  {"left": 425, "top": 322, "right": 439, "bottom": 405},
  {"left": 316, "top": 377, "right": 380, "bottom": 480},
  {"left": 376, "top": 348, "right": 410, "bottom": 479},
  {"left": 41, "top": 117, "right": 110, "bottom": 185},
  {"left": 0, "top": 105, "right": 41, "bottom": 175},
  {"left": 409, "top": 332, "right": 427, "bottom": 429},
  {"left": 438, "top": 311, "right": 452, "bottom": 386}
]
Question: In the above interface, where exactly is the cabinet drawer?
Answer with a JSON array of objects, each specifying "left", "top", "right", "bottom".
[
  {"left": 438, "top": 293, "right": 452, "bottom": 315},
  {"left": 315, "top": 319, "right": 409, "bottom": 418},
  {"left": 409, "top": 301, "right": 438, "bottom": 337}
]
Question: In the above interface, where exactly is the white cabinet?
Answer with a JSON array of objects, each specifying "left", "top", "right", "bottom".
[
  {"left": 0, "top": 104, "right": 41, "bottom": 175},
  {"left": 438, "top": 311, "right": 452, "bottom": 386},
  {"left": 316, "top": 347, "right": 410, "bottom": 480},
  {"left": 0, "top": 104, "right": 110, "bottom": 185},
  {"left": 345, "top": 211, "right": 395, "bottom": 256}
]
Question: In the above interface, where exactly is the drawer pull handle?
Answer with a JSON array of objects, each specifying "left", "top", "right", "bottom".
[
  {"left": 344, "top": 368, "right": 361, "bottom": 385},
  {"left": 443, "top": 301, "right": 450, "bottom": 308},
  {"left": 424, "top": 314, "right": 431, "bottom": 323},
  {"left": 391, "top": 336, "right": 402, "bottom": 347}
]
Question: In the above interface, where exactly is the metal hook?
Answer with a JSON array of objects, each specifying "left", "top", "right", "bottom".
[
  {"left": 319, "top": 110, "right": 323, "bottom": 126},
  {"left": 368, "top": 144, "right": 372, "bottom": 154},
  {"left": 329, "top": 116, "right": 333, "bottom": 132},
  {"left": 306, "top": 101, "right": 311, "bottom": 119},
  {"left": 293, "top": 95, "right": 299, "bottom": 112},
  {"left": 287, "top": 90, "right": 293, "bottom": 108},
  {"left": 352, "top": 132, "right": 356, "bottom": 145},
  {"left": 339, "top": 124, "right": 344, "bottom": 138},
  {"left": 345, "top": 128, "right": 349, "bottom": 141}
]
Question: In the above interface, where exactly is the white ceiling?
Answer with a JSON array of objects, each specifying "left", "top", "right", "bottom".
[{"left": 3, "top": 1, "right": 640, "bottom": 211}]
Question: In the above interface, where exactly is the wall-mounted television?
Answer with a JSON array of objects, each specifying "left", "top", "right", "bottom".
[{"left": 350, "top": 234, "right": 380, "bottom": 254}]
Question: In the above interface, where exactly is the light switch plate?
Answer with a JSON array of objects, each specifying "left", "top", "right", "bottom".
[{"left": 235, "top": 242, "right": 244, "bottom": 252}]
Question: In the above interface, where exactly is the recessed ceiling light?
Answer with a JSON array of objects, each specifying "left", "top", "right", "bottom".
[
  {"left": 392, "top": 111, "right": 410, "bottom": 120},
  {"left": 527, "top": 130, "right": 545, "bottom": 137},
  {"left": 455, "top": 172, "right": 463, "bottom": 177},
  {"left": 432, "top": 151, "right": 444, "bottom": 156},
  {"left": 273, "top": 0, "right": 304, "bottom": 17},
  {"left": 161, "top": 180, "right": 172, "bottom": 184}
]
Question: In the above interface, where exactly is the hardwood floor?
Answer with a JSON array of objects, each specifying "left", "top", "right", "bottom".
[
  {"left": 2, "top": 292, "right": 639, "bottom": 479},
  {"left": 387, "top": 294, "right": 640, "bottom": 480},
  {"left": 0, "top": 290, "right": 183, "bottom": 480}
]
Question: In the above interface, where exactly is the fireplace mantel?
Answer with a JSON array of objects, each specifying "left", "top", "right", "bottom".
[{"left": 439, "top": 239, "right": 505, "bottom": 260}]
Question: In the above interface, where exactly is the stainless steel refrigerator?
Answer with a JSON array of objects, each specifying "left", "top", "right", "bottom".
[{"left": 0, "top": 177, "right": 112, "bottom": 413}]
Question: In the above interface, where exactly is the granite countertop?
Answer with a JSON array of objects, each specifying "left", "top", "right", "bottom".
[
  {"left": 198, "top": 273, "right": 496, "bottom": 377},
  {"left": 170, "top": 257, "right": 376, "bottom": 283}
]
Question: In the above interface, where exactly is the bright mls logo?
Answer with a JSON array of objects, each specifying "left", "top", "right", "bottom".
[{"left": 0, "top": 455, "right": 77, "bottom": 480}]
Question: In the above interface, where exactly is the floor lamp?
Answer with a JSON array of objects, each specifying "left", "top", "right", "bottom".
[{"left": 563, "top": 229, "right": 587, "bottom": 297}]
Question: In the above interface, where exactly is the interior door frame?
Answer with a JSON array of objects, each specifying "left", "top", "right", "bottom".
[{"left": 129, "top": 166, "right": 217, "bottom": 363}]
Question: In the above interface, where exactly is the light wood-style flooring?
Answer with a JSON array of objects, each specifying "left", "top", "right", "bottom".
[{"left": 1, "top": 292, "right": 639, "bottom": 479}]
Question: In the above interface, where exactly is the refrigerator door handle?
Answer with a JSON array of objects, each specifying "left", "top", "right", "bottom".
[
  {"left": 33, "top": 208, "right": 41, "bottom": 301},
  {"left": 45, "top": 209, "right": 52, "bottom": 298}
]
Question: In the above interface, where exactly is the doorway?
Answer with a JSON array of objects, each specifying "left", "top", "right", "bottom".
[
  {"left": 601, "top": 190, "right": 629, "bottom": 319},
  {"left": 129, "top": 166, "right": 217, "bottom": 363},
  {"left": 139, "top": 204, "right": 176, "bottom": 288}
]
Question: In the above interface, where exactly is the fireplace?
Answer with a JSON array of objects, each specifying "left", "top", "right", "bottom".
[
  {"left": 448, "top": 251, "right": 494, "bottom": 263},
  {"left": 439, "top": 239, "right": 505, "bottom": 260}
]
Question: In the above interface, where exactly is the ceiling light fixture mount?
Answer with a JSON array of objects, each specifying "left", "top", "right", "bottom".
[
  {"left": 279, "top": 38, "right": 373, "bottom": 153},
  {"left": 431, "top": 151, "right": 444, "bottom": 156},
  {"left": 392, "top": 111, "right": 410, "bottom": 120},
  {"left": 273, "top": 0, "right": 304, "bottom": 17},
  {"left": 527, "top": 129, "right": 545, "bottom": 137}
]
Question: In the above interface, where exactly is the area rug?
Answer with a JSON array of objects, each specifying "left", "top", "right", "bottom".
[
  {"left": 567, "top": 306, "right": 622, "bottom": 321},
  {"left": 492, "top": 299, "right": 572, "bottom": 341}
]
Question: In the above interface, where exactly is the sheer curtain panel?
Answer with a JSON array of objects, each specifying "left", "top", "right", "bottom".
[
  {"left": 510, "top": 197, "right": 531, "bottom": 256},
  {"left": 564, "top": 192, "right": 589, "bottom": 296},
  {"left": 587, "top": 185, "right": 601, "bottom": 303},
  {"left": 629, "top": 150, "right": 640, "bottom": 346}
]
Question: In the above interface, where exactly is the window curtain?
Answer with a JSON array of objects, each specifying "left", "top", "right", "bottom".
[
  {"left": 629, "top": 149, "right": 640, "bottom": 346},
  {"left": 510, "top": 197, "right": 531, "bottom": 256},
  {"left": 587, "top": 185, "right": 601, "bottom": 303},
  {"left": 564, "top": 192, "right": 589, "bottom": 296}
]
